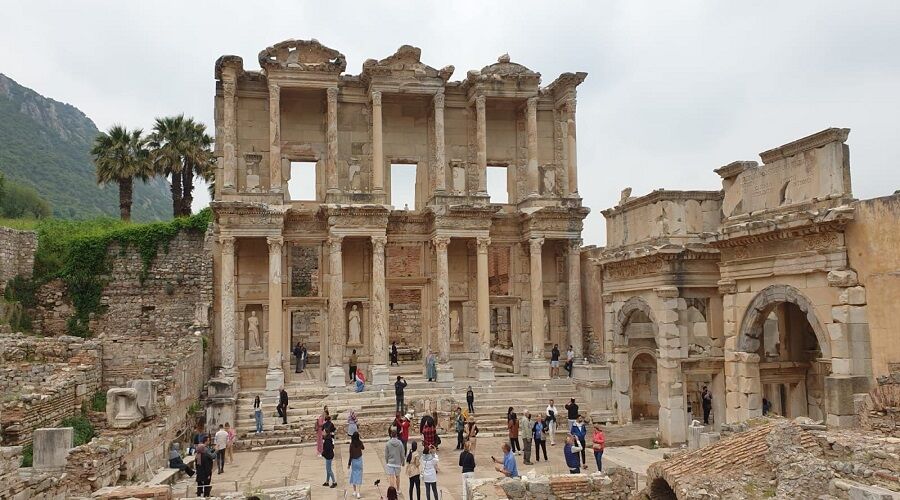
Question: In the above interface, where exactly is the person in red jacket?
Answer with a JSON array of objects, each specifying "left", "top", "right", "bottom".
[{"left": 591, "top": 421, "right": 606, "bottom": 471}]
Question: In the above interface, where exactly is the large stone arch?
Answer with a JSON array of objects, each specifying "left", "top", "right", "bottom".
[
  {"left": 613, "top": 296, "right": 659, "bottom": 347},
  {"left": 736, "top": 284, "right": 832, "bottom": 359}
]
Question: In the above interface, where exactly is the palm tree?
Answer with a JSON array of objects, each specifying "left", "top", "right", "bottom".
[
  {"left": 180, "top": 118, "right": 215, "bottom": 216},
  {"left": 92, "top": 125, "right": 152, "bottom": 221},
  {"left": 149, "top": 115, "right": 187, "bottom": 217}
]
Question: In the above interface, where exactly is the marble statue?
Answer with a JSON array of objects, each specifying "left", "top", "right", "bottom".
[
  {"left": 348, "top": 304, "right": 361, "bottom": 344},
  {"left": 248, "top": 310, "right": 261, "bottom": 350},
  {"left": 542, "top": 168, "right": 556, "bottom": 195},
  {"left": 450, "top": 309, "right": 460, "bottom": 342},
  {"left": 246, "top": 167, "right": 260, "bottom": 193},
  {"left": 349, "top": 164, "right": 362, "bottom": 191},
  {"left": 452, "top": 165, "right": 466, "bottom": 194}
]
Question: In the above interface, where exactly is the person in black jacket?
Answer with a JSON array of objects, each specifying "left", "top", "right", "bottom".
[
  {"left": 194, "top": 436, "right": 215, "bottom": 497},
  {"left": 458, "top": 441, "right": 476, "bottom": 497},
  {"left": 466, "top": 386, "right": 475, "bottom": 414},
  {"left": 277, "top": 386, "right": 289, "bottom": 424},
  {"left": 395, "top": 376, "right": 408, "bottom": 413},
  {"left": 322, "top": 430, "right": 337, "bottom": 488},
  {"left": 564, "top": 398, "right": 579, "bottom": 432},
  {"left": 390, "top": 341, "right": 399, "bottom": 366}
]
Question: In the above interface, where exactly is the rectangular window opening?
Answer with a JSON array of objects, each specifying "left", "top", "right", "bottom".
[
  {"left": 391, "top": 163, "right": 417, "bottom": 210},
  {"left": 288, "top": 161, "right": 317, "bottom": 201},
  {"left": 487, "top": 165, "right": 509, "bottom": 204}
]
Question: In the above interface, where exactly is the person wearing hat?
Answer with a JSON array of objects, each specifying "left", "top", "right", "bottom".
[
  {"left": 400, "top": 413, "right": 412, "bottom": 455},
  {"left": 465, "top": 416, "right": 479, "bottom": 451},
  {"left": 519, "top": 410, "right": 534, "bottom": 465}
]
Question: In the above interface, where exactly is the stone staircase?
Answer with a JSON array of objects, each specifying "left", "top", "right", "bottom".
[{"left": 232, "top": 363, "right": 586, "bottom": 450}]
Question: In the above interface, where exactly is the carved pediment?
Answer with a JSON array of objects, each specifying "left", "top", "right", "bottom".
[
  {"left": 361, "top": 45, "right": 454, "bottom": 82},
  {"left": 258, "top": 39, "right": 346, "bottom": 73},
  {"left": 467, "top": 54, "right": 541, "bottom": 84}
]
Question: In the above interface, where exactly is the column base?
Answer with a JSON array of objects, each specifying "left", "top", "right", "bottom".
[
  {"left": 371, "top": 364, "right": 390, "bottom": 386},
  {"left": 476, "top": 360, "right": 495, "bottom": 382},
  {"left": 528, "top": 359, "right": 551, "bottom": 380},
  {"left": 436, "top": 363, "right": 455, "bottom": 382},
  {"left": 326, "top": 366, "right": 346, "bottom": 388},
  {"left": 265, "top": 368, "right": 284, "bottom": 391}
]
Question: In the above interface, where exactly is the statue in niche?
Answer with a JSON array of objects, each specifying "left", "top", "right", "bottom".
[
  {"left": 452, "top": 165, "right": 466, "bottom": 194},
  {"left": 247, "top": 310, "right": 261, "bottom": 350},
  {"left": 349, "top": 164, "right": 362, "bottom": 191},
  {"left": 450, "top": 309, "right": 460, "bottom": 342},
  {"left": 542, "top": 168, "right": 557, "bottom": 196},
  {"left": 246, "top": 167, "right": 260, "bottom": 193},
  {"left": 348, "top": 304, "right": 361, "bottom": 344}
]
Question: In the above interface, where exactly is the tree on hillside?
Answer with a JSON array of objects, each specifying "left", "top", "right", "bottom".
[
  {"left": 149, "top": 115, "right": 214, "bottom": 217},
  {"left": 91, "top": 125, "right": 152, "bottom": 221}
]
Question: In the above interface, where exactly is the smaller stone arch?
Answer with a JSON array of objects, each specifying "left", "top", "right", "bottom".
[
  {"left": 737, "top": 284, "right": 831, "bottom": 359},
  {"left": 613, "top": 296, "right": 659, "bottom": 347}
]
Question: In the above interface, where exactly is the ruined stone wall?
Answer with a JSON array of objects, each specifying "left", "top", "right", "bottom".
[
  {"left": 0, "top": 334, "right": 102, "bottom": 445},
  {"left": 845, "top": 193, "right": 900, "bottom": 378},
  {"left": 32, "top": 278, "right": 71, "bottom": 336},
  {"left": 0, "top": 227, "right": 36, "bottom": 291},
  {"left": 469, "top": 469, "right": 635, "bottom": 499}
]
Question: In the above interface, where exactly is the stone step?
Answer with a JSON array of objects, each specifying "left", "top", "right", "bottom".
[{"left": 234, "top": 389, "right": 579, "bottom": 407}]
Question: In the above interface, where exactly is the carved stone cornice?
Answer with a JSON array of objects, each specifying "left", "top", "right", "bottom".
[
  {"left": 759, "top": 127, "right": 850, "bottom": 164},
  {"left": 258, "top": 39, "right": 346, "bottom": 73},
  {"left": 600, "top": 189, "right": 723, "bottom": 217},
  {"left": 212, "top": 201, "right": 287, "bottom": 229},
  {"left": 361, "top": 45, "right": 454, "bottom": 85},
  {"left": 215, "top": 55, "right": 244, "bottom": 81},
  {"left": 519, "top": 205, "right": 590, "bottom": 236},
  {"left": 319, "top": 204, "right": 390, "bottom": 230},
  {"left": 707, "top": 206, "right": 855, "bottom": 249},
  {"left": 596, "top": 248, "right": 720, "bottom": 282}
]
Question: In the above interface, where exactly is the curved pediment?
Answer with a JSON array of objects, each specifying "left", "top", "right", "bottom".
[
  {"left": 467, "top": 53, "right": 541, "bottom": 84},
  {"left": 361, "top": 45, "right": 454, "bottom": 82},
  {"left": 258, "top": 39, "right": 346, "bottom": 73}
]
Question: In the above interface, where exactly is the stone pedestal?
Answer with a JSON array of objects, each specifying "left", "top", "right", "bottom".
[
  {"left": 106, "top": 387, "right": 142, "bottom": 429},
  {"left": 265, "top": 369, "right": 285, "bottom": 391},
  {"left": 476, "top": 360, "right": 496, "bottom": 382},
  {"left": 529, "top": 359, "right": 551, "bottom": 380},
  {"left": 327, "top": 366, "right": 346, "bottom": 388},
  {"left": 206, "top": 376, "right": 236, "bottom": 430},
  {"left": 436, "top": 363, "right": 455, "bottom": 382},
  {"left": 371, "top": 364, "right": 390, "bottom": 386},
  {"left": 687, "top": 421, "right": 705, "bottom": 450},
  {"left": 33, "top": 427, "right": 73, "bottom": 472}
]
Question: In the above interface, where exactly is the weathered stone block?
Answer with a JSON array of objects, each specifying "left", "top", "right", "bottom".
[
  {"left": 839, "top": 286, "right": 867, "bottom": 305},
  {"left": 827, "top": 269, "right": 858, "bottom": 287},
  {"left": 847, "top": 482, "right": 897, "bottom": 499},
  {"left": 825, "top": 376, "right": 858, "bottom": 415},
  {"left": 33, "top": 427, "right": 73, "bottom": 471},
  {"left": 106, "top": 387, "right": 142, "bottom": 429},
  {"left": 128, "top": 379, "right": 159, "bottom": 418},
  {"left": 832, "top": 305, "right": 868, "bottom": 324}
]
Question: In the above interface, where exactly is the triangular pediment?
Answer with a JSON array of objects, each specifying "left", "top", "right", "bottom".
[
  {"left": 258, "top": 39, "right": 346, "bottom": 73},
  {"left": 362, "top": 45, "right": 454, "bottom": 82}
]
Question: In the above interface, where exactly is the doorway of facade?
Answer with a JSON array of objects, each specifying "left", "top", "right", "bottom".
[{"left": 631, "top": 352, "right": 659, "bottom": 420}]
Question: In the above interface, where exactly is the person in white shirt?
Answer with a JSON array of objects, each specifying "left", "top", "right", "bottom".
[
  {"left": 565, "top": 346, "right": 575, "bottom": 378},
  {"left": 213, "top": 424, "right": 229, "bottom": 474},
  {"left": 546, "top": 400, "right": 559, "bottom": 446}
]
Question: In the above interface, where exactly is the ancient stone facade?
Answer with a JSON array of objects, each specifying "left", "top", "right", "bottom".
[
  {"left": 212, "top": 40, "right": 589, "bottom": 393},
  {"left": 0, "top": 227, "right": 36, "bottom": 292},
  {"left": 586, "top": 128, "right": 896, "bottom": 445}
]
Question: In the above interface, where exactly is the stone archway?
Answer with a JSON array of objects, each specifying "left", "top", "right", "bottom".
[
  {"left": 737, "top": 284, "right": 831, "bottom": 359},
  {"left": 613, "top": 297, "right": 658, "bottom": 347},
  {"left": 611, "top": 297, "right": 660, "bottom": 426},
  {"left": 631, "top": 351, "right": 659, "bottom": 420}
]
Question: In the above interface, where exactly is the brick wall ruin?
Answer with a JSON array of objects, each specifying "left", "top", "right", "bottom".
[
  {"left": 468, "top": 469, "right": 635, "bottom": 499},
  {"left": 0, "top": 227, "right": 37, "bottom": 292}
]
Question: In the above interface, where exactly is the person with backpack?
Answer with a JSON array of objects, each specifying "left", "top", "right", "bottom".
[
  {"left": 458, "top": 440, "right": 476, "bottom": 500},
  {"left": 570, "top": 414, "right": 588, "bottom": 469},
  {"left": 520, "top": 410, "right": 534, "bottom": 465},
  {"left": 466, "top": 385, "right": 475, "bottom": 413},
  {"left": 406, "top": 440, "right": 421, "bottom": 500}
]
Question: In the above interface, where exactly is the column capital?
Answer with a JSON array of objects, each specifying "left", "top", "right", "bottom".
[
  {"left": 327, "top": 234, "right": 344, "bottom": 250},
  {"left": 526, "top": 96, "right": 538, "bottom": 110},
  {"left": 564, "top": 97, "right": 577, "bottom": 115},
  {"left": 371, "top": 235, "right": 387, "bottom": 252},
  {"left": 476, "top": 236, "right": 491, "bottom": 253},
  {"left": 432, "top": 235, "right": 451, "bottom": 251},
  {"left": 371, "top": 90, "right": 382, "bottom": 107},
  {"left": 567, "top": 238, "right": 583, "bottom": 253},
  {"left": 219, "top": 235, "right": 236, "bottom": 251},
  {"left": 268, "top": 81, "right": 280, "bottom": 95},
  {"left": 434, "top": 89, "right": 445, "bottom": 108},
  {"left": 475, "top": 94, "right": 486, "bottom": 110},
  {"left": 529, "top": 237, "right": 545, "bottom": 252},
  {"left": 266, "top": 236, "right": 284, "bottom": 252},
  {"left": 327, "top": 86, "right": 339, "bottom": 101}
]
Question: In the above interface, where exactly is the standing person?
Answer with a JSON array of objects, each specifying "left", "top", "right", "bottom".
[
  {"left": 455, "top": 407, "right": 466, "bottom": 450},
  {"left": 507, "top": 407, "right": 520, "bottom": 454},
  {"left": 492, "top": 442, "right": 519, "bottom": 478},
  {"left": 406, "top": 440, "right": 421, "bottom": 500},
  {"left": 299, "top": 343, "right": 308, "bottom": 373},
  {"left": 253, "top": 395, "right": 263, "bottom": 434},
  {"left": 225, "top": 422, "right": 235, "bottom": 465},
  {"left": 293, "top": 342, "right": 303, "bottom": 373},
  {"left": 395, "top": 376, "right": 408, "bottom": 413},
  {"left": 550, "top": 343, "right": 561, "bottom": 378},
  {"left": 399, "top": 414, "right": 411, "bottom": 454},
  {"left": 422, "top": 417, "right": 436, "bottom": 450},
  {"left": 194, "top": 435, "right": 215, "bottom": 497},
  {"left": 591, "top": 421, "right": 606, "bottom": 472},
  {"left": 322, "top": 414, "right": 336, "bottom": 439},
  {"left": 563, "top": 434, "right": 584, "bottom": 474},
  {"left": 421, "top": 445, "right": 440, "bottom": 500},
  {"left": 315, "top": 407, "right": 329, "bottom": 457},
  {"left": 533, "top": 416, "right": 548, "bottom": 462},
  {"left": 565, "top": 345, "right": 575, "bottom": 378},
  {"left": 466, "top": 386, "right": 475, "bottom": 414},
  {"left": 322, "top": 429, "right": 337, "bottom": 488},
  {"left": 391, "top": 341, "right": 399, "bottom": 366},
  {"left": 354, "top": 367, "right": 366, "bottom": 392},
  {"left": 459, "top": 441, "right": 476, "bottom": 500},
  {"left": 520, "top": 410, "right": 534, "bottom": 465},
  {"left": 277, "top": 386, "right": 289, "bottom": 425},
  {"left": 701, "top": 385, "right": 713, "bottom": 425},
  {"left": 465, "top": 416, "right": 479, "bottom": 452},
  {"left": 347, "top": 432, "right": 365, "bottom": 499},
  {"left": 385, "top": 430, "right": 405, "bottom": 492},
  {"left": 570, "top": 414, "right": 588, "bottom": 469},
  {"left": 349, "top": 349, "right": 358, "bottom": 382},
  {"left": 425, "top": 350, "right": 437, "bottom": 382},
  {"left": 565, "top": 398, "right": 580, "bottom": 434},
  {"left": 347, "top": 410, "right": 359, "bottom": 438},
  {"left": 214, "top": 424, "right": 228, "bottom": 474},
  {"left": 546, "top": 400, "right": 559, "bottom": 446}
]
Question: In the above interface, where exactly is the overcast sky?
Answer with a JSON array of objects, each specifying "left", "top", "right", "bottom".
[{"left": 3, "top": 1, "right": 899, "bottom": 245}]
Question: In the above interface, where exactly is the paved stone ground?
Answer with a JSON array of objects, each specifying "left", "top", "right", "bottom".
[{"left": 173, "top": 421, "right": 661, "bottom": 499}]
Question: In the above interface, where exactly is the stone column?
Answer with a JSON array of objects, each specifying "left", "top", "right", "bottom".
[
  {"left": 434, "top": 91, "right": 447, "bottom": 194},
  {"left": 529, "top": 237, "right": 550, "bottom": 379},
  {"left": 433, "top": 235, "right": 454, "bottom": 381},
  {"left": 475, "top": 236, "right": 495, "bottom": 381},
  {"left": 566, "top": 98, "right": 578, "bottom": 195},
  {"left": 219, "top": 236, "right": 236, "bottom": 377},
  {"left": 327, "top": 235, "right": 345, "bottom": 387},
  {"left": 474, "top": 94, "right": 488, "bottom": 195},
  {"left": 526, "top": 97, "right": 539, "bottom": 197},
  {"left": 221, "top": 69, "right": 237, "bottom": 192},
  {"left": 655, "top": 286, "right": 687, "bottom": 445},
  {"left": 371, "top": 91, "right": 384, "bottom": 194},
  {"left": 265, "top": 236, "right": 284, "bottom": 390},
  {"left": 326, "top": 86, "right": 339, "bottom": 194},
  {"left": 567, "top": 239, "right": 583, "bottom": 360},
  {"left": 268, "top": 82, "right": 282, "bottom": 193},
  {"left": 370, "top": 236, "right": 389, "bottom": 385}
]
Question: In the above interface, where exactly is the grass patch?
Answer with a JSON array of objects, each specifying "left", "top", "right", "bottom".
[
  {"left": 90, "top": 391, "right": 107, "bottom": 412},
  {"left": 0, "top": 218, "right": 40, "bottom": 231}
]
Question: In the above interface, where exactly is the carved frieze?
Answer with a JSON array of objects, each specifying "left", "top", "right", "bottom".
[{"left": 258, "top": 39, "right": 346, "bottom": 73}]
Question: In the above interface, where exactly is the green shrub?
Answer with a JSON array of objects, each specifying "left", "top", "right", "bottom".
[
  {"left": 60, "top": 415, "right": 95, "bottom": 446},
  {"left": 90, "top": 391, "right": 107, "bottom": 412},
  {"left": 4, "top": 276, "right": 38, "bottom": 308},
  {"left": 20, "top": 444, "right": 32, "bottom": 467}
]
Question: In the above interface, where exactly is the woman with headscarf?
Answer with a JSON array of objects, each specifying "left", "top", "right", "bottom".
[
  {"left": 169, "top": 443, "right": 194, "bottom": 476},
  {"left": 347, "top": 410, "right": 359, "bottom": 437},
  {"left": 425, "top": 350, "right": 437, "bottom": 382},
  {"left": 316, "top": 406, "right": 329, "bottom": 457},
  {"left": 354, "top": 367, "right": 366, "bottom": 392}
]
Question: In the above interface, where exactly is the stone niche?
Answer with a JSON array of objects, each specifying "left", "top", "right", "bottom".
[
  {"left": 32, "top": 427, "right": 74, "bottom": 471},
  {"left": 106, "top": 387, "right": 142, "bottom": 429}
]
